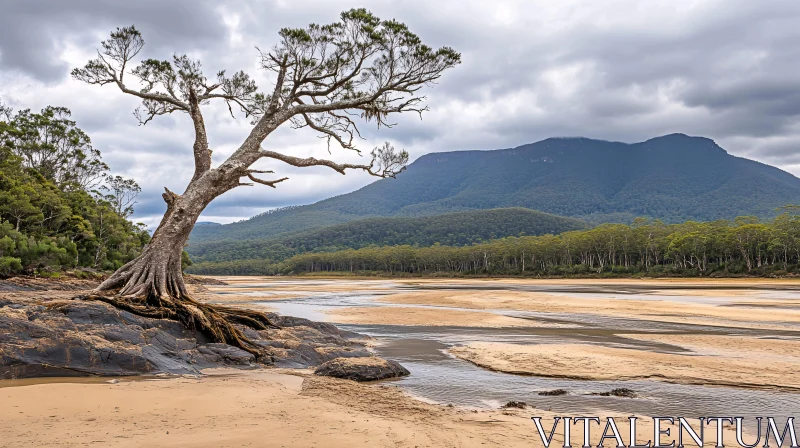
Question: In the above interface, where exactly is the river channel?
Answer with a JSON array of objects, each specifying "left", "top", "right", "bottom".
[{"left": 213, "top": 279, "right": 800, "bottom": 418}]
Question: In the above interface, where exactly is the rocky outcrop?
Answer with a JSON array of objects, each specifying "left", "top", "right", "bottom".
[
  {"left": 538, "top": 389, "right": 567, "bottom": 396},
  {"left": 0, "top": 277, "right": 101, "bottom": 293},
  {"left": 0, "top": 296, "right": 373, "bottom": 379},
  {"left": 592, "top": 388, "right": 637, "bottom": 398},
  {"left": 501, "top": 401, "right": 527, "bottom": 409},
  {"left": 314, "top": 356, "right": 410, "bottom": 382}
]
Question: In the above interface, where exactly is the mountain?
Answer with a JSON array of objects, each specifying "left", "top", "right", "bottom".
[
  {"left": 190, "top": 134, "right": 800, "bottom": 244},
  {"left": 187, "top": 208, "right": 586, "bottom": 264}
]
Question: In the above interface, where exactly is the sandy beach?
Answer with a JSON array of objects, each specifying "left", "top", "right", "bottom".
[
  {"left": 3, "top": 277, "right": 798, "bottom": 446},
  {"left": 1, "top": 368, "right": 747, "bottom": 448},
  {"left": 0, "top": 369, "right": 544, "bottom": 448},
  {"left": 370, "top": 286, "right": 800, "bottom": 331}
]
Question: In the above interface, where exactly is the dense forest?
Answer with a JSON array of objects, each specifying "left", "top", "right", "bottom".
[
  {"left": 187, "top": 208, "right": 587, "bottom": 265},
  {"left": 0, "top": 103, "right": 149, "bottom": 276},
  {"left": 190, "top": 134, "right": 800, "bottom": 244},
  {"left": 188, "top": 212, "right": 800, "bottom": 277}
]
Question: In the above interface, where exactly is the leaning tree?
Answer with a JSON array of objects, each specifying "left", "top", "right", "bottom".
[{"left": 72, "top": 9, "right": 460, "bottom": 357}]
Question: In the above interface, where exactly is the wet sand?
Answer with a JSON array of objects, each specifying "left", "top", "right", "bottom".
[
  {"left": 447, "top": 340, "right": 800, "bottom": 391},
  {"left": 201, "top": 277, "right": 800, "bottom": 391},
  {"left": 208, "top": 276, "right": 398, "bottom": 298},
  {"left": 329, "top": 305, "right": 544, "bottom": 327},
  {"left": 375, "top": 289, "right": 800, "bottom": 331},
  {"left": 360, "top": 280, "right": 800, "bottom": 390}
]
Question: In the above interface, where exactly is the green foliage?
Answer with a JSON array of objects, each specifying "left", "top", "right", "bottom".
[
  {"left": 0, "top": 103, "right": 149, "bottom": 276},
  {"left": 0, "top": 256, "right": 22, "bottom": 276},
  {"left": 181, "top": 250, "right": 193, "bottom": 272},
  {"left": 2, "top": 106, "right": 108, "bottom": 190},
  {"left": 189, "top": 212, "right": 800, "bottom": 277},
  {"left": 190, "top": 134, "right": 800, "bottom": 244}
]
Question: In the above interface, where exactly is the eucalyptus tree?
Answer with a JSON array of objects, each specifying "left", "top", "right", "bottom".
[
  {"left": 72, "top": 9, "right": 460, "bottom": 355},
  {"left": 101, "top": 175, "right": 141, "bottom": 219},
  {"left": 4, "top": 106, "right": 109, "bottom": 190}
]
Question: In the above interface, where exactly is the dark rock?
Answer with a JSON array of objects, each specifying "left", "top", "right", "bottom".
[
  {"left": 0, "top": 297, "right": 374, "bottom": 379},
  {"left": 0, "top": 281, "right": 36, "bottom": 292},
  {"left": 0, "top": 277, "right": 100, "bottom": 292},
  {"left": 314, "top": 357, "right": 410, "bottom": 382},
  {"left": 502, "top": 401, "right": 527, "bottom": 409},
  {"left": 538, "top": 389, "right": 568, "bottom": 396},
  {"left": 592, "top": 388, "right": 637, "bottom": 398},
  {"left": 196, "top": 344, "right": 254, "bottom": 364}
]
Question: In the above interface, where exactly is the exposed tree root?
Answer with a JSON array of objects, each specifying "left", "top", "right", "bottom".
[
  {"left": 81, "top": 191, "right": 285, "bottom": 361},
  {"left": 78, "top": 292, "right": 281, "bottom": 362}
]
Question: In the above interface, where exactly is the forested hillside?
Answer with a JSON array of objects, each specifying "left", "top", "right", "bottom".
[
  {"left": 190, "top": 134, "right": 800, "bottom": 244},
  {"left": 189, "top": 208, "right": 586, "bottom": 271},
  {"left": 188, "top": 212, "right": 800, "bottom": 277},
  {"left": 186, "top": 208, "right": 586, "bottom": 266},
  {"left": 0, "top": 104, "right": 149, "bottom": 275}
]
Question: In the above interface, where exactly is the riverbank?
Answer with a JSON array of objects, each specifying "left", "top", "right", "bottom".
[{"left": 0, "top": 276, "right": 375, "bottom": 379}]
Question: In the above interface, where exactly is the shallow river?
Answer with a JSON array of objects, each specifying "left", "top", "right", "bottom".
[{"left": 220, "top": 280, "right": 800, "bottom": 418}]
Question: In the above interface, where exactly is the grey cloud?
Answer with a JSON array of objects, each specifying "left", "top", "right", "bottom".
[
  {"left": 0, "top": 0, "right": 228, "bottom": 81},
  {"left": 731, "top": 136, "right": 800, "bottom": 166},
  {"left": 681, "top": 78, "right": 800, "bottom": 125},
  {"left": 3, "top": 0, "right": 800, "bottom": 226}
]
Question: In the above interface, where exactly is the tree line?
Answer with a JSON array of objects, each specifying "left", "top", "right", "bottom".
[
  {"left": 0, "top": 103, "right": 149, "bottom": 276},
  {"left": 188, "top": 212, "right": 800, "bottom": 277}
]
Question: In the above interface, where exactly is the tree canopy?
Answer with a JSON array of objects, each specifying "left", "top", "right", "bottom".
[
  {"left": 0, "top": 104, "right": 149, "bottom": 276},
  {"left": 72, "top": 10, "right": 461, "bottom": 188}
]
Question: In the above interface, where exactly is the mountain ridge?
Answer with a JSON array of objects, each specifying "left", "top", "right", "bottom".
[{"left": 189, "top": 133, "right": 800, "bottom": 244}]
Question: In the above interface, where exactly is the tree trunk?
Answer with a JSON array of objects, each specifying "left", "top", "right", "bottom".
[
  {"left": 88, "top": 172, "right": 278, "bottom": 359},
  {"left": 97, "top": 188, "right": 201, "bottom": 297}
]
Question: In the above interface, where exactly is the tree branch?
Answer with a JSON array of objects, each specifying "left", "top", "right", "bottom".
[
  {"left": 74, "top": 14, "right": 455, "bottom": 205},
  {"left": 293, "top": 112, "right": 357, "bottom": 151},
  {"left": 259, "top": 141, "right": 407, "bottom": 178},
  {"left": 245, "top": 174, "right": 289, "bottom": 188},
  {"left": 269, "top": 55, "right": 289, "bottom": 112},
  {"left": 188, "top": 89, "right": 212, "bottom": 180},
  {"left": 260, "top": 150, "right": 366, "bottom": 174},
  {"left": 72, "top": 26, "right": 267, "bottom": 127}
]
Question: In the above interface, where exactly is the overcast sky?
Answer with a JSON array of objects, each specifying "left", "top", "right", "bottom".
[{"left": 2, "top": 0, "right": 799, "bottom": 227}]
